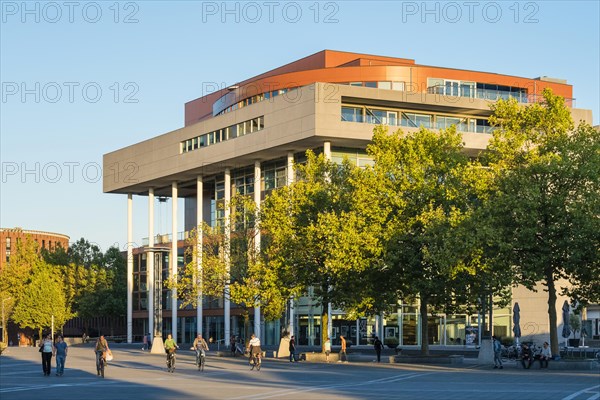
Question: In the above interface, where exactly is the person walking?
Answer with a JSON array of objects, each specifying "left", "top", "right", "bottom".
[
  {"left": 324, "top": 337, "right": 332, "bottom": 362},
  {"left": 53, "top": 335, "right": 68, "bottom": 376},
  {"left": 289, "top": 335, "right": 297, "bottom": 362},
  {"left": 230, "top": 335, "right": 237, "bottom": 357},
  {"left": 142, "top": 333, "right": 148, "bottom": 351},
  {"left": 492, "top": 335, "right": 503, "bottom": 369},
  {"left": 539, "top": 342, "right": 552, "bottom": 368},
  {"left": 373, "top": 336, "right": 383, "bottom": 363},
  {"left": 339, "top": 335, "right": 347, "bottom": 363},
  {"left": 40, "top": 334, "right": 53, "bottom": 376}
]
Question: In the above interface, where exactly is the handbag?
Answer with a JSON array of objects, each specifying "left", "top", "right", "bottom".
[{"left": 106, "top": 350, "right": 113, "bottom": 361}]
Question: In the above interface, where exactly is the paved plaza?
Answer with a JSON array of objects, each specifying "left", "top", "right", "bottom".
[{"left": 1, "top": 344, "right": 598, "bottom": 400}]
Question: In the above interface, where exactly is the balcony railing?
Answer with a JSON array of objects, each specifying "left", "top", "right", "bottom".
[
  {"left": 142, "top": 231, "right": 190, "bottom": 246},
  {"left": 343, "top": 114, "right": 496, "bottom": 134}
]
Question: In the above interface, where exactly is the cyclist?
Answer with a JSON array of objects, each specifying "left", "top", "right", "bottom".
[
  {"left": 95, "top": 335, "right": 110, "bottom": 376},
  {"left": 164, "top": 334, "right": 179, "bottom": 372},
  {"left": 192, "top": 334, "right": 209, "bottom": 368},
  {"left": 247, "top": 334, "right": 262, "bottom": 369}
]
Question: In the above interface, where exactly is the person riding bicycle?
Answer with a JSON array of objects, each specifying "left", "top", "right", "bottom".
[
  {"left": 192, "top": 334, "right": 209, "bottom": 358},
  {"left": 164, "top": 334, "right": 179, "bottom": 372},
  {"left": 247, "top": 334, "right": 262, "bottom": 365},
  {"left": 95, "top": 335, "right": 110, "bottom": 375},
  {"left": 164, "top": 334, "right": 178, "bottom": 354}
]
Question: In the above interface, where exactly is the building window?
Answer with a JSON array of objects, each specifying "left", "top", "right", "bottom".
[
  {"left": 262, "top": 160, "right": 287, "bottom": 193},
  {"left": 341, "top": 106, "right": 363, "bottom": 123},
  {"left": 233, "top": 168, "right": 255, "bottom": 196},
  {"left": 401, "top": 112, "right": 432, "bottom": 129},
  {"left": 180, "top": 116, "right": 264, "bottom": 153}
]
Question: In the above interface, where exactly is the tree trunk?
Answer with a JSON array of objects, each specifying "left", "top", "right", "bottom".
[
  {"left": 545, "top": 268, "right": 559, "bottom": 355},
  {"left": 321, "top": 307, "right": 328, "bottom": 353},
  {"left": 419, "top": 300, "right": 429, "bottom": 355}
]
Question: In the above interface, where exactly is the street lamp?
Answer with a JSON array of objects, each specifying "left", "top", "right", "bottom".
[{"left": 2, "top": 297, "right": 13, "bottom": 344}]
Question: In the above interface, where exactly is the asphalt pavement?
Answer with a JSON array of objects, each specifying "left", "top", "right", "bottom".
[{"left": 1, "top": 344, "right": 598, "bottom": 400}]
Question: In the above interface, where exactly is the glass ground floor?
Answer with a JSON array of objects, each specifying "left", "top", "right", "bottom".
[{"left": 132, "top": 301, "right": 512, "bottom": 347}]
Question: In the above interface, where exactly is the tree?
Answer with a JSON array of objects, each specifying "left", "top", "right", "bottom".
[
  {"left": 0, "top": 235, "right": 40, "bottom": 301},
  {"left": 66, "top": 238, "right": 104, "bottom": 269},
  {"left": 169, "top": 195, "right": 289, "bottom": 340},
  {"left": 43, "top": 241, "right": 127, "bottom": 335},
  {"left": 483, "top": 89, "right": 600, "bottom": 355},
  {"left": 11, "top": 262, "right": 72, "bottom": 340},
  {"left": 365, "top": 125, "right": 493, "bottom": 355},
  {"left": 260, "top": 151, "right": 381, "bottom": 350}
]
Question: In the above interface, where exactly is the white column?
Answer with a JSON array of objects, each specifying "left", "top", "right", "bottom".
[
  {"left": 224, "top": 169, "right": 231, "bottom": 344},
  {"left": 286, "top": 153, "right": 294, "bottom": 337},
  {"left": 171, "top": 182, "right": 178, "bottom": 342},
  {"left": 127, "top": 194, "right": 133, "bottom": 343},
  {"left": 196, "top": 176, "right": 203, "bottom": 336},
  {"left": 253, "top": 161, "right": 261, "bottom": 340},
  {"left": 323, "top": 142, "right": 333, "bottom": 340},
  {"left": 323, "top": 141, "right": 331, "bottom": 160},
  {"left": 148, "top": 188, "right": 155, "bottom": 340}
]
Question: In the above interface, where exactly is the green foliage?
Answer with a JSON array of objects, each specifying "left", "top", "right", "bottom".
[
  {"left": 569, "top": 313, "right": 581, "bottom": 338},
  {"left": 43, "top": 240, "right": 127, "bottom": 325},
  {"left": 365, "top": 125, "right": 496, "bottom": 354},
  {"left": 0, "top": 235, "right": 40, "bottom": 302},
  {"left": 482, "top": 89, "right": 600, "bottom": 354},
  {"left": 260, "top": 151, "right": 382, "bottom": 348},
  {"left": 11, "top": 261, "right": 73, "bottom": 335}
]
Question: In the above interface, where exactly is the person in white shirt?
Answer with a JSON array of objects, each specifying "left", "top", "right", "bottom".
[{"left": 539, "top": 342, "right": 552, "bottom": 368}]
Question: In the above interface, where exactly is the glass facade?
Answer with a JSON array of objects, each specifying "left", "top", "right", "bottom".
[{"left": 342, "top": 104, "right": 495, "bottom": 134}]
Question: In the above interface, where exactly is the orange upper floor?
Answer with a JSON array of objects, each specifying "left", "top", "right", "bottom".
[{"left": 184, "top": 50, "right": 573, "bottom": 126}]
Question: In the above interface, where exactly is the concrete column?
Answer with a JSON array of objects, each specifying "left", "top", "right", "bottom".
[
  {"left": 323, "top": 142, "right": 332, "bottom": 341},
  {"left": 171, "top": 182, "right": 178, "bottom": 342},
  {"left": 253, "top": 161, "right": 261, "bottom": 340},
  {"left": 224, "top": 169, "right": 231, "bottom": 344},
  {"left": 148, "top": 188, "right": 154, "bottom": 341},
  {"left": 286, "top": 153, "right": 295, "bottom": 337},
  {"left": 127, "top": 194, "right": 133, "bottom": 343},
  {"left": 196, "top": 176, "right": 203, "bottom": 336},
  {"left": 323, "top": 141, "right": 331, "bottom": 160}
]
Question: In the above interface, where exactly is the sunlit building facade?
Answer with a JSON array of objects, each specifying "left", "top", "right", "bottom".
[{"left": 104, "top": 50, "right": 593, "bottom": 346}]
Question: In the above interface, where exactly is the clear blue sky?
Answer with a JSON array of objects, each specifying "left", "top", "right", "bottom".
[{"left": 1, "top": 1, "right": 599, "bottom": 252}]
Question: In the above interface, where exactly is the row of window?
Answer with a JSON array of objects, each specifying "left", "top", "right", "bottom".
[
  {"left": 214, "top": 82, "right": 407, "bottom": 117},
  {"left": 212, "top": 78, "right": 533, "bottom": 120},
  {"left": 215, "top": 89, "right": 292, "bottom": 116},
  {"left": 341, "top": 106, "right": 494, "bottom": 134},
  {"left": 181, "top": 116, "right": 264, "bottom": 153},
  {"left": 427, "top": 78, "right": 529, "bottom": 103}
]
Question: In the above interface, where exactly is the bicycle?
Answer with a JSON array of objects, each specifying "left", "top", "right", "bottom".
[
  {"left": 96, "top": 351, "right": 106, "bottom": 378},
  {"left": 166, "top": 349, "right": 177, "bottom": 373},
  {"left": 194, "top": 348, "right": 205, "bottom": 371},
  {"left": 249, "top": 351, "right": 261, "bottom": 371},
  {"left": 500, "top": 345, "right": 520, "bottom": 363}
]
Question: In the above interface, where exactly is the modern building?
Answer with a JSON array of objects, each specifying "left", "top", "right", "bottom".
[
  {"left": 0, "top": 227, "right": 70, "bottom": 271},
  {"left": 103, "top": 50, "right": 593, "bottom": 346}
]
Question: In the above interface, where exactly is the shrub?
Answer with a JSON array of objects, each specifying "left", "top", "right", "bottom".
[
  {"left": 384, "top": 337, "right": 399, "bottom": 348},
  {"left": 501, "top": 337, "right": 514, "bottom": 347}
]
